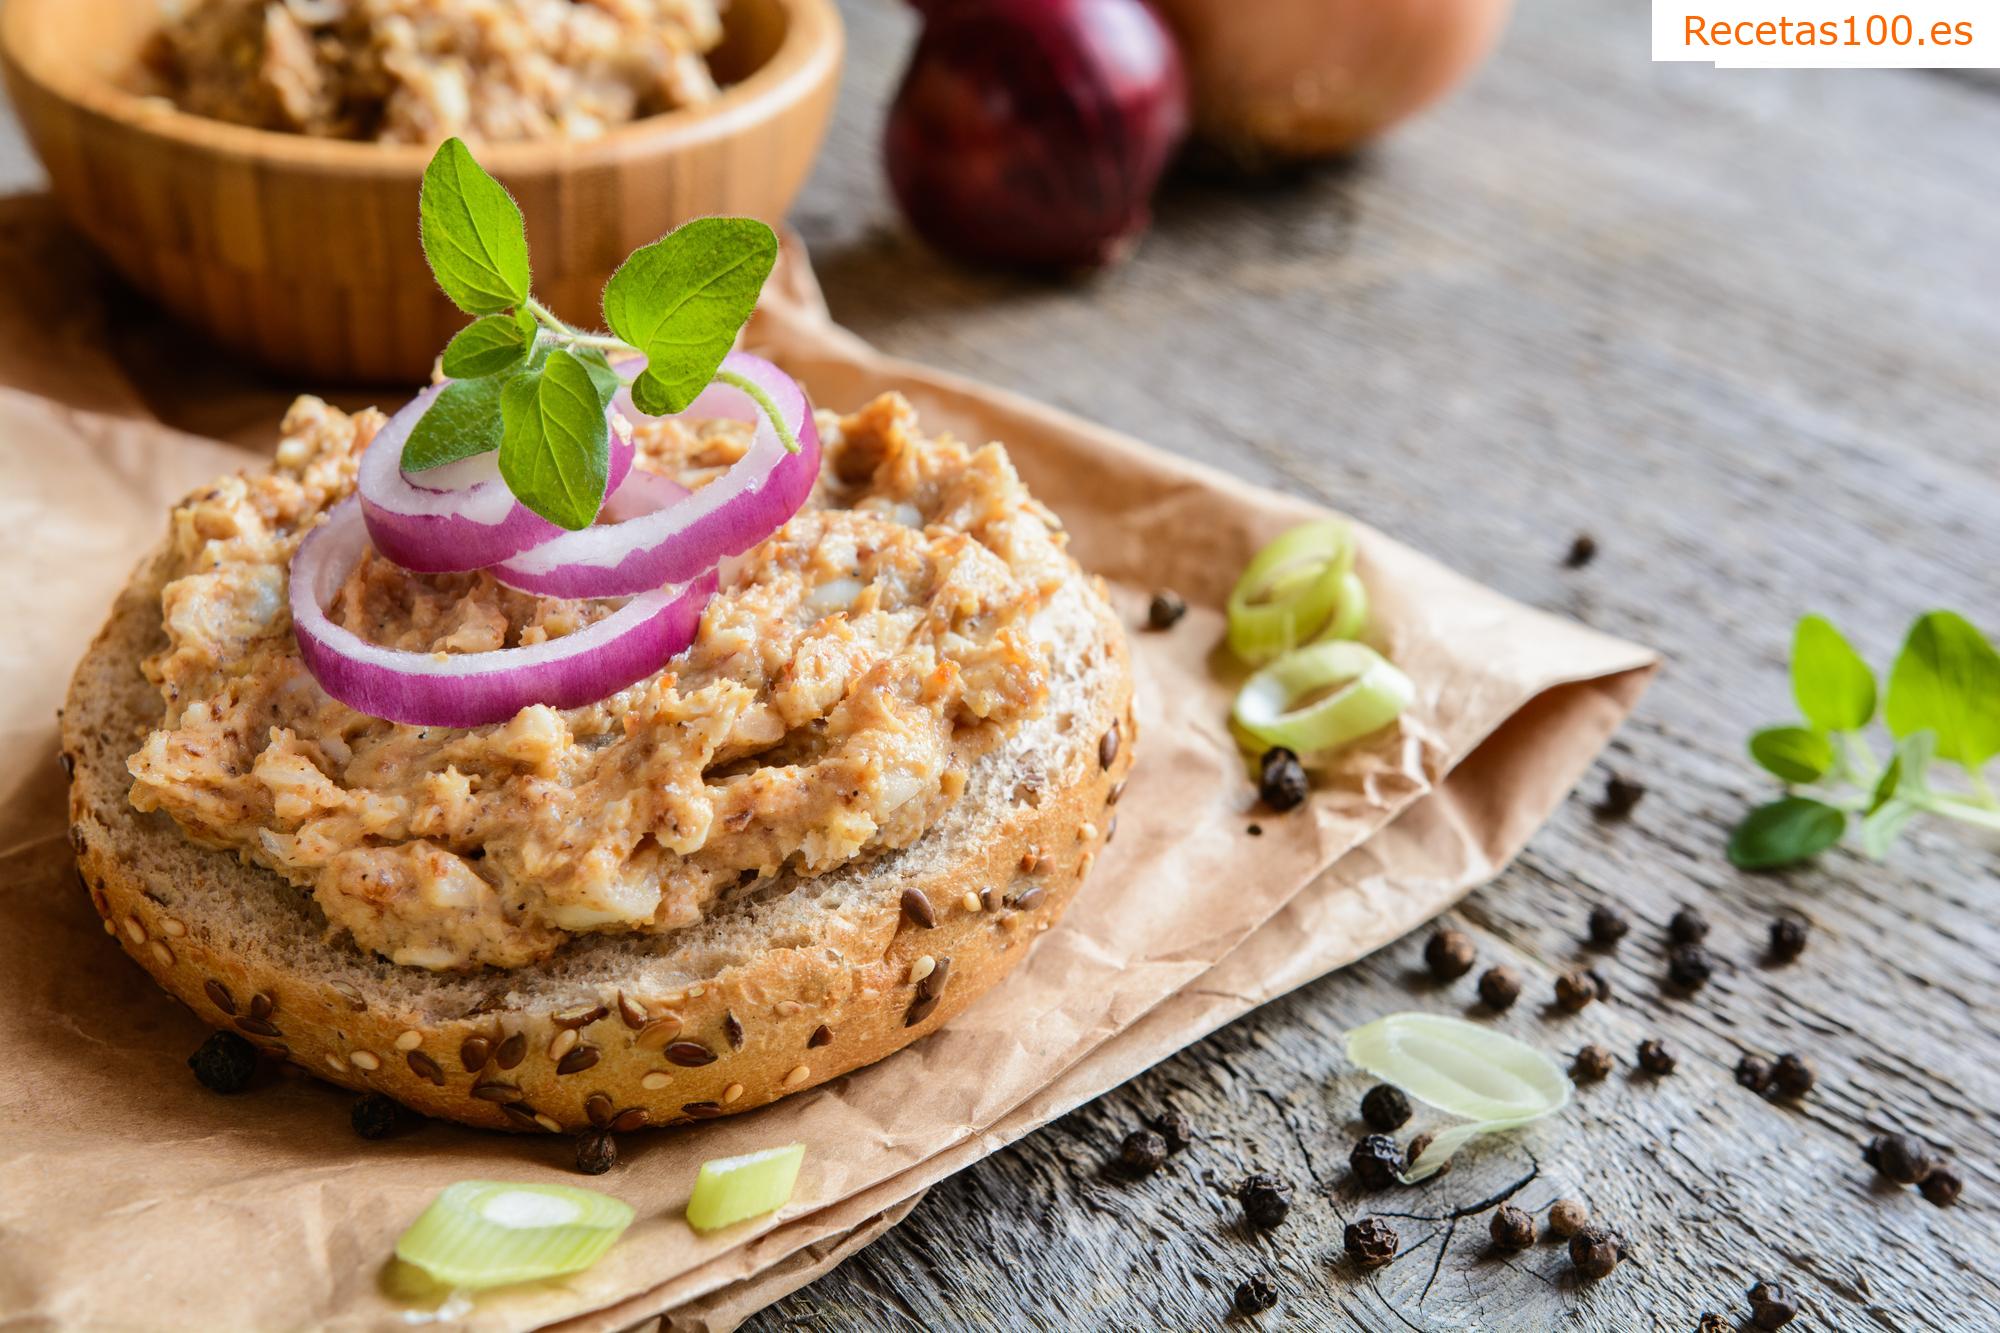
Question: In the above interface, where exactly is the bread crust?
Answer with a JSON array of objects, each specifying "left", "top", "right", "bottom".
[{"left": 62, "top": 543, "right": 1134, "bottom": 1133}]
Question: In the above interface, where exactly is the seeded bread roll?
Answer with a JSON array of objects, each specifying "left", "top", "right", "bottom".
[{"left": 62, "top": 540, "right": 1133, "bottom": 1133}]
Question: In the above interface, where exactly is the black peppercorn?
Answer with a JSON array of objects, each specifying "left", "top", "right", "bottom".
[
  {"left": 1637, "top": 1038, "right": 1677, "bottom": 1075},
  {"left": 1554, "top": 967, "right": 1605, "bottom": 1012},
  {"left": 1120, "top": 1128, "right": 1169, "bottom": 1174},
  {"left": 1565, "top": 532, "right": 1598, "bottom": 568},
  {"left": 351, "top": 1093, "right": 404, "bottom": 1140},
  {"left": 1547, "top": 1198, "right": 1589, "bottom": 1239},
  {"left": 1344, "top": 1217, "right": 1399, "bottom": 1268},
  {"left": 1698, "top": 1314, "right": 1729, "bottom": 1333},
  {"left": 1478, "top": 965, "right": 1522, "bottom": 1011},
  {"left": 1152, "top": 1109, "right": 1195, "bottom": 1153},
  {"left": 188, "top": 1031, "right": 259, "bottom": 1094},
  {"left": 1349, "top": 1134, "right": 1405, "bottom": 1190},
  {"left": 1735, "top": 1054, "right": 1774, "bottom": 1094},
  {"left": 1232, "top": 1274, "right": 1279, "bottom": 1316},
  {"left": 1424, "top": 927, "right": 1477, "bottom": 981},
  {"left": 1258, "top": 748, "right": 1309, "bottom": 812},
  {"left": 1568, "top": 1224, "right": 1624, "bottom": 1280},
  {"left": 1587, "top": 904, "right": 1630, "bottom": 948},
  {"left": 1668, "top": 905, "right": 1710, "bottom": 944},
  {"left": 1919, "top": 1165, "right": 1964, "bottom": 1207},
  {"left": 1667, "top": 943, "right": 1715, "bottom": 991},
  {"left": 1146, "top": 589, "right": 1187, "bottom": 630},
  {"left": 1404, "top": 1132, "right": 1449, "bottom": 1180},
  {"left": 1748, "top": 1279, "right": 1801, "bottom": 1329},
  {"left": 574, "top": 1129, "right": 618, "bottom": 1175},
  {"left": 1237, "top": 1171, "right": 1294, "bottom": 1229},
  {"left": 1771, "top": 1053, "right": 1815, "bottom": 1099},
  {"left": 1360, "top": 1083, "right": 1412, "bottom": 1132},
  {"left": 1489, "top": 1203, "right": 1534, "bottom": 1251},
  {"left": 1768, "top": 915, "right": 1809, "bottom": 961},
  {"left": 1864, "top": 1133, "right": 1934, "bottom": 1185},
  {"left": 1595, "top": 772, "right": 1646, "bottom": 819},
  {"left": 1571, "top": 1044, "right": 1614, "bottom": 1081}
]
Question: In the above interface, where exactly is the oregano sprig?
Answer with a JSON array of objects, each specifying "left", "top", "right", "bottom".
[
  {"left": 409, "top": 138, "right": 788, "bottom": 530},
  {"left": 1731, "top": 610, "right": 2000, "bottom": 869}
]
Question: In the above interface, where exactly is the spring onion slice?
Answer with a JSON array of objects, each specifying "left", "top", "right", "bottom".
[
  {"left": 1232, "top": 640, "right": 1414, "bottom": 755},
  {"left": 394, "top": 1181, "right": 634, "bottom": 1289},
  {"left": 1226, "top": 521, "right": 1360, "bottom": 663},
  {"left": 686, "top": 1143, "right": 806, "bottom": 1233},
  {"left": 1345, "top": 1014, "right": 1570, "bottom": 1182}
]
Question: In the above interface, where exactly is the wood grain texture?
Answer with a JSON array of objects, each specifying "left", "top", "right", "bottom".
[{"left": 739, "top": 0, "right": 2000, "bottom": 1329}]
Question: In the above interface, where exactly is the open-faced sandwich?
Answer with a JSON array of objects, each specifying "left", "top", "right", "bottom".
[{"left": 62, "top": 141, "right": 1133, "bottom": 1135}]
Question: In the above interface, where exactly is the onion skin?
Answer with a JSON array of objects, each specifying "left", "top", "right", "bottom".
[
  {"left": 1149, "top": 0, "right": 1513, "bottom": 164},
  {"left": 885, "top": 0, "right": 1188, "bottom": 271}
]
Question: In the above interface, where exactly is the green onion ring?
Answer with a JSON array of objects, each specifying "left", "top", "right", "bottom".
[
  {"left": 1232, "top": 640, "right": 1415, "bottom": 755},
  {"left": 1226, "top": 521, "right": 1363, "bottom": 664}
]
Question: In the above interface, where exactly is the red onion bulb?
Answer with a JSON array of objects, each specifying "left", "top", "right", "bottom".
[{"left": 885, "top": 0, "right": 1189, "bottom": 271}]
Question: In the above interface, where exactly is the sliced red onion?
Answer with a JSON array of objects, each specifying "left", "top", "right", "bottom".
[
  {"left": 357, "top": 384, "right": 634, "bottom": 573},
  {"left": 491, "top": 352, "right": 820, "bottom": 599},
  {"left": 291, "top": 499, "right": 715, "bottom": 728}
]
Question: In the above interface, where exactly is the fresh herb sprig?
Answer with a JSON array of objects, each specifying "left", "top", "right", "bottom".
[
  {"left": 407, "top": 138, "right": 790, "bottom": 529},
  {"left": 1730, "top": 610, "right": 2000, "bottom": 869}
]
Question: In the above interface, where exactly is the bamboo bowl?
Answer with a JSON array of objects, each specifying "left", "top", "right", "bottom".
[{"left": 0, "top": 0, "right": 842, "bottom": 383}]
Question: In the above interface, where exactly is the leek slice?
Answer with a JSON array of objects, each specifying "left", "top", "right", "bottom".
[
  {"left": 1345, "top": 1014, "right": 1570, "bottom": 1182},
  {"left": 1226, "top": 521, "right": 1362, "bottom": 663},
  {"left": 686, "top": 1143, "right": 806, "bottom": 1233},
  {"left": 394, "top": 1181, "right": 634, "bottom": 1289},
  {"left": 1232, "top": 640, "right": 1414, "bottom": 755}
]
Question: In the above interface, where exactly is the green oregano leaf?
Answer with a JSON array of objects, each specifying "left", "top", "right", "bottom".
[
  {"left": 402, "top": 375, "right": 506, "bottom": 472},
  {"left": 1791, "top": 614, "right": 1876, "bottom": 733},
  {"left": 1884, "top": 611, "right": 2000, "bottom": 772},
  {"left": 1728, "top": 796, "right": 1846, "bottom": 870},
  {"left": 420, "top": 138, "right": 531, "bottom": 316},
  {"left": 441, "top": 313, "right": 531, "bottom": 379},
  {"left": 602, "top": 217, "right": 778, "bottom": 416},
  {"left": 1747, "top": 725, "right": 1835, "bottom": 786},
  {"left": 498, "top": 348, "right": 609, "bottom": 531},
  {"left": 571, "top": 345, "right": 625, "bottom": 412}
]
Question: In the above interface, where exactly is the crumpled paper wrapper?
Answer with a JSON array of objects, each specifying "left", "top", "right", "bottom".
[{"left": 0, "top": 219, "right": 1655, "bottom": 1331}]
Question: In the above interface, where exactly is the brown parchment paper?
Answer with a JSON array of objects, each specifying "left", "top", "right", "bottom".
[{"left": 0, "top": 218, "right": 1655, "bottom": 1332}]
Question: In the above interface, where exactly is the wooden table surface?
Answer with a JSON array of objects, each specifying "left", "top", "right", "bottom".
[{"left": 5, "top": 2, "right": 1997, "bottom": 1330}]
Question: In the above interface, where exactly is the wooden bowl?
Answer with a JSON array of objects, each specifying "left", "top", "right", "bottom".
[{"left": 0, "top": 0, "right": 842, "bottom": 383}]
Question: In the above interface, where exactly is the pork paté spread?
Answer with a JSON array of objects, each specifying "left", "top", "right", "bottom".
[{"left": 128, "top": 394, "right": 1069, "bottom": 970}]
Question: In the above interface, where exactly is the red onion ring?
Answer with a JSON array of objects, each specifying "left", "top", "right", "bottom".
[
  {"left": 291, "top": 499, "right": 715, "bottom": 728},
  {"left": 491, "top": 352, "right": 820, "bottom": 599}
]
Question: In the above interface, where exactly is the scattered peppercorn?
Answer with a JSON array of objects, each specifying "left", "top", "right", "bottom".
[
  {"left": 1668, "top": 904, "right": 1710, "bottom": 944},
  {"left": 1568, "top": 1224, "right": 1624, "bottom": 1280},
  {"left": 1152, "top": 1109, "right": 1195, "bottom": 1153},
  {"left": 1919, "top": 1165, "right": 1964, "bottom": 1207},
  {"left": 1237, "top": 1172, "right": 1294, "bottom": 1229},
  {"left": 1667, "top": 943, "right": 1715, "bottom": 991},
  {"left": 1120, "top": 1128, "right": 1169, "bottom": 1174},
  {"left": 1748, "top": 1279, "right": 1801, "bottom": 1329},
  {"left": 1344, "top": 1217, "right": 1399, "bottom": 1268},
  {"left": 1146, "top": 589, "right": 1187, "bottom": 630},
  {"left": 1565, "top": 532, "right": 1598, "bottom": 568},
  {"left": 1864, "top": 1133, "right": 1934, "bottom": 1185},
  {"left": 1349, "top": 1134, "right": 1405, "bottom": 1190},
  {"left": 1768, "top": 915, "right": 1809, "bottom": 962},
  {"left": 1587, "top": 904, "right": 1630, "bottom": 948},
  {"left": 1771, "top": 1053, "right": 1815, "bottom": 1099},
  {"left": 1405, "top": 1131, "right": 1448, "bottom": 1179},
  {"left": 1489, "top": 1203, "right": 1535, "bottom": 1251},
  {"left": 1595, "top": 772, "right": 1647, "bottom": 819},
  {"left": 1735, "top": 1054, "right": 1774, "bottom": 1094},
  {"left": 1478, "top": 965, "right": 1523, "bottom": 1011},
  {"left": 1572, "top": 1044, "right": 1615, "bottom": 1081},
  {"left": 1554, "top": 967, "right": 1606, "bottom": 1012},
  {"left": 351, "top": 1093, "right": 404, "bottom": 1140},
  {"left": 1361, "top": 1083, "right": 1412, "bottom": 1132},
  {"left": 1698, "top": 1315, "right": 1729, "bottom": 1333},
  {"left": 574, "top": 1129, "right": 618, "bottom": 1175},
  {"left": 187, "top": 1031, "right": 258, "bottom": 1094},
  {"left": 1232, "top": 1274, "right": 1279, "bottom": 1316},
  {"left": 1637, "top": 1038, "right": 1677, "bottom": 1075},
  {"left": 1547, "top": 1198, "right": 1589, "bottom": 1239},
  {"left": 1258, "top": 747, "right": 1309, "bottom": 812},
  {"left": 1424, "top": 927, "right": 1477, "bottom": 981}
]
